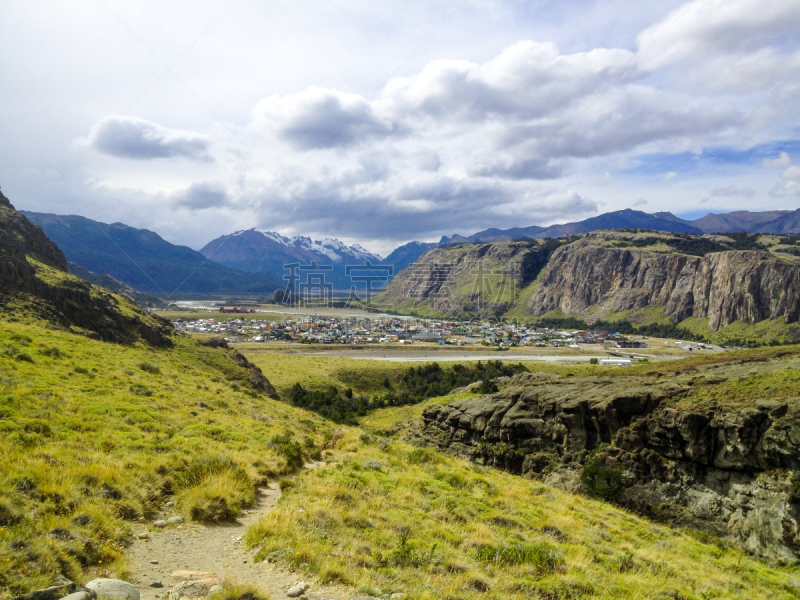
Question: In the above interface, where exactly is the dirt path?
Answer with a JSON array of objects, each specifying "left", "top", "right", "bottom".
[{"left": 128, "top": 482, "right": 348, "bottom": 599}]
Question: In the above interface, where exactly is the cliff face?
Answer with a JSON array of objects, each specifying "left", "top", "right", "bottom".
[
  {"left": 415, "top": 356, "right": 800, "bottom": 563},
  {"left": 0, "top": 191, "right": 172, "bottom": 346},
  {"left": 379, "top": 239, "right": 559, "bottom": 316},
  {"left": 527, "top": 234, "right": 800, "bottom": 330}
]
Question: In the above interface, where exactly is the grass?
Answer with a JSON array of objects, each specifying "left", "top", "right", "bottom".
[
  {"left": 245, "top": 353, "right": 408, "bottom": 397},
  {"left": 4, "top": 305, "right": 800, "bottom": 596},
  {"left": 246, "top": 430, "right": 800, "bottom": 600},
  {"left": 0, "top": 316, "right": 333, "bottom": 594}
]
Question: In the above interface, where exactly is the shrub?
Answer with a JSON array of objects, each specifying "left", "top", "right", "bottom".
[
  {"left": 137, "top": 362, "right": 161, "bottom": 374},
  {"left": 407, "top": 448, "right": 442, "bottom": 465},
  {"left": 129, "top": 383, "right": 154, "bottom": 396},
  {"left": 270, "top": 431, "right": 305, "bottom": 471},
  {"left": 581, "top": 457, "right": 628, "bottom": 502},
  {"left": 590, "top": 357, "right": 599, "bottom": 365},
  {"left": 476, "top": 541, "right": 565, "bottom": 573},
  {"left": 1, "top": 344, "right": 33, "bottom": 363},
  {"left": 208, "top": 582, "right": 269, "bottom": 600},
  {"left": 38, "top": 347, "right": 61, "bottom": 358},
  {"left": 176, "top": 458, "right": 254, "bottom": 522}
]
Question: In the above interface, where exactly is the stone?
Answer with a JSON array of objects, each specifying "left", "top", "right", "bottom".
[
  {"left": 85, "top": 579, "right": 140, "bottom": 600},
  {"left": 152, "top": 520, "right": 168, "bottom": 528},
  {"left": 150, "top": 559, "right": 159, "bottom": 564},
  {"left": 149, "top": 581, "right": 163, "bottom": 589},
  {"left": 167, "top": 516, "right": 185, "bottom": 525},
  {"left": 208, "top": 586, "right": 223, "bottom": 596},
  {"left": 9, "top": 583, "right": 85, "bottom": 600},
  {"left": 136, "top": 532, "right": 150, "bottom": 539},
  {"left": 60, "top": 593, "right": 94, "bottom": 600},
  {"left": 286, "top": 582, "right": 309, "bottom": 597},
  {"left": 167, "top": 578, "right": 221, "bottom": 600}
]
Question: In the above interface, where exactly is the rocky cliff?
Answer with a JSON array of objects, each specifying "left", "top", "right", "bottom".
[
  {"left": 415, "top": 352, "right": 800, "bottom": 562},
  {"left": 0, "top": 191, "right": 172, "bottom": 346},
  {"left": 379, "top": 239, "right": 562, "bottom": 316},
  {"left": 528, "top": 232, "right": 800, "bottom": 330},
  {"left": 380, "top": 231, "right": 800, "bottom": 331}
]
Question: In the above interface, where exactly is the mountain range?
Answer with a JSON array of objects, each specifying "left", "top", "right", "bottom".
[
  {"left": 22, "top": 212, "right": 281, "bottom": 296},
  {"left": 200, "top": 229, "right": 439, "bottom": 290},
  {"left": 20, "top": 206, "right": 800, "bottom": 301},
  {"left": 441, "top": 208, "right": 800, "bottom": 243}
]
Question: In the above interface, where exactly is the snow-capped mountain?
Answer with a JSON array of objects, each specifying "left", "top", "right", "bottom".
[{"left": 200, "top": 229, "right": 385, "bottom": 289}]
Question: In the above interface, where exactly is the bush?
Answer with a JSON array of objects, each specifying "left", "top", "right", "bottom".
[
  {"left": 407, "top": 448, "right": 442, "bottom": 465},
  {"left": 129, "top": 383, "right": 153, "bottom": 396},
  {"left": 137, "top": 361, "right": 161, "bottom": 374},
  {"left": 1, "top": 344, "right": 33, "bottom": 363},
  {"left": 175, "top": 457, "right": 254, "bottom": 522},
  {"left": 476, "top": 541, "right": 565, "bottom": 573},
  {"left": 581, "top": 457, "right": 628, "bottom": 502},
  {"left": 589, "top": 357, "right": 599, "bottom": 365},
  {"left": 270, "top": 431, "right": 305, "bottom": 471}
]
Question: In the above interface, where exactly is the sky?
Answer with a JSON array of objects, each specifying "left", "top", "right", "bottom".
[{"left": 1, "top": 0, "right": 799, "bottom": 256}]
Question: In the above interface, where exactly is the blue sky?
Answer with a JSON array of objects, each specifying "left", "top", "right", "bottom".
[{"left": 1, "top": 0, "right": 799, "bottom": 255}]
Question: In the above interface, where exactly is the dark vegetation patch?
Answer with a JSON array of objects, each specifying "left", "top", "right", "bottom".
[
  {"left": 610, "top": 232, "right": 768, "bottom": 255},
  {"left": 286, "top": 361, "right": 528, "bottom": 425}
]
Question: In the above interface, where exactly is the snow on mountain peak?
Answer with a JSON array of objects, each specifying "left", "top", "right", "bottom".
[{"left": 251, "top": 229, "right": 382, "bottom": 262}]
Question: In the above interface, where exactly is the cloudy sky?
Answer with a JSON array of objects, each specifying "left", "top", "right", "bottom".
[{"left": 1, "top": 0, "right": 799, "bottom": 255}]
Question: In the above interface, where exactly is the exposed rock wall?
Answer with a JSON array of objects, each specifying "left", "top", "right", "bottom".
[
  {"left": 417, "top": 367, "right": 800, "bottom": 563},
  {"left": 0, "top": 191, "right": 173, "bottom": 346},
  {"left": 527, "top": 234, "right": 800, "bottom": 330},
  {"left": 380, "top": 240, "right": 556, "bottom": 316}
]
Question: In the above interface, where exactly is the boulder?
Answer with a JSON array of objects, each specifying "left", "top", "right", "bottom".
[
  {"left": 286, "top": 582, "right": 309, "bottom": 597},
  {"left": 168, "top": 578, "right": 221, "bottom": 600},
  {"left": 85, "top": 579, "right": 139, "bottom": 600}
]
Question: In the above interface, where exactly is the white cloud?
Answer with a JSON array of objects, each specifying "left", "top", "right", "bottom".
[
  {"left": 764, "top": 152, "right": 792, "bottom": 168},
  {"left": 250, "top": 86, "right": 397, "bottom": 150},
  {"left": 664, "top": 172, "right": 677, "bottom": 181},
  {"left": 772, "top": 165, "right": 800, "bottom": 197},
  {"left": 637, "top": 0, "right": 800, "bottom": 71},
  {"left": 80, "top": 116, "right": 212, "bottom": 161}
]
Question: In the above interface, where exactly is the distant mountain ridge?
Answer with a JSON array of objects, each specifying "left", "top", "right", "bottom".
[
  {"left": 200, "top": 229, "right": 429, "bottom": 290},
  {"left": 442, "top": 208, "right": 800, "bottom": 243},
  {"left": 23, "top": 212, "right": 281, "bottom": 296}
]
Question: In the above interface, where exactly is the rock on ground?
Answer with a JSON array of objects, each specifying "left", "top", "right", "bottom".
[{"left": 85, "top": 579, "right": 140, "bottom": 600}]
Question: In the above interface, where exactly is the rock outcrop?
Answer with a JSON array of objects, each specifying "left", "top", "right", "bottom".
[
  {"left": 416, "top": 355, "right": 800, "bottom": 563},
  {"left": 527, "top": 233, "right": 800, "bottom": 330},
  {"left": 379, "top": 231, "right": 800, "bottom": 332},
  {"left": 0, "top": 190, "right": 173, "bottom": 346},
  {"left": 379, "top": 239, "right": 560, "bottom": 316}
]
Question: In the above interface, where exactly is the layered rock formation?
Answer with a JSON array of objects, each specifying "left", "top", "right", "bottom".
[
  {"left": 416, "top": 358, "right": 800, "bottom": 563},
  {"left": 379, "top": 239, "right": 560, "bottom": 316},
  {"left": 379, "top": 231, "right": 800, "bottom": 331},
  {"left": 528, "top": 233, "right": 800, "bottom": 330}
]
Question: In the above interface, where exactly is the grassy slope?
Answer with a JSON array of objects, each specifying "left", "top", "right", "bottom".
[
  {"left": 0, "top": 317, "right": 333, "bottom": 594},
  {"left": 247, "top": 430, "right": 799, "bottom": 600},
  {"left": 5, "top": 301, "right": 800, "bottom": 598},
  {"left": 241, "top": 346, "right": 800, "bottom": 599}
]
